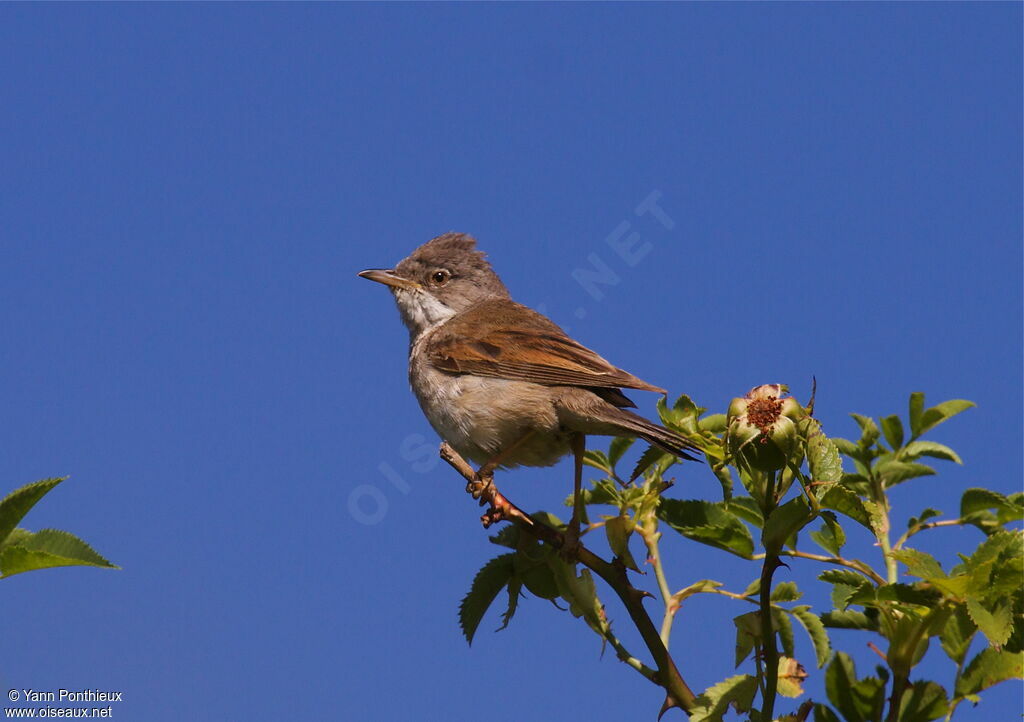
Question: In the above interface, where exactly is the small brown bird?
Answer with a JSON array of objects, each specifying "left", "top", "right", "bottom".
[{"left": 359, "top": 232, "right": 698, "bottom": 543}]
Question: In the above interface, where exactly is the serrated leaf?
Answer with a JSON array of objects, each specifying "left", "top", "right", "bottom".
[
  {"left": 876, "top": 460, "right": 936, "bottom": 487},
  {"left": 791, "top": 605, "right": 830, "bottom": 668},
  {"left": 0, "top": 529, "right": 116, "bottom": 578},
  {"left": 897, "top": 681, "right": 948, "bottom": 722},
  {"left": 762, "top": 497, "right": 815, "bottom": 555},
  {"left": 908, "top": 392, "right": 925, "bottom": 438},
  {"left": 850, "top": 583, "right": 940, "bottom": 608},
  {"left": 821, "top": 486, "right": 872, "bottom": 529},
  {"left": 699, "top": 413, "right": 728, "bottom": 434},
  {"left": 582, "top": 449, "right": 611, "bottom": 474},
  {"left": 0, "top": 478, "right": 67, "bottom": 545},
  {"left": 902, "top": 441, "right": 962, "bottom": 464},
  {"left": 498, "top": 579, "right": 522, "bottom": 631},
  {"left": 604, "top": 514, "right": 639, "bottom": 572},
  {"left": 658, "top": 499, "right": 754, "bottom": 558},
  {"left": 940, "top": 606, "right": 976, "bottom": 664},
  {"left": 725, "top": 496, "right": 764, "bottom": 528},
  {"left": 689, "top": 674, "right": 758, "bottom": 722},
  {"left": 810, "top": 512, "right": 846, "bottom": 556},
  {"left": 813, "top": 704, "right": 842, "bottom": 722},
  {"left": 955, "top": 648, "right": 1023, "bottom": 697},
  {"left": 774, "top": 607, "right": 795, "bottom": 658},
  {"left": 458, "top": 553, "right": 516, "bottom": 645},
  {"left": 880, "top": 415, "right": 904, "bottom": 450},
  {"left": 607, "top": 436, "right": 635, "bottom": 472},
  {"left": 577, "top": 479, "right": 622, "bottom": 507},
  {"left": 630, "top": 444, "right": 672, "bottom": 482},
  {"left": 806, "top": 423, "right": 843, "bottom": 485},
  {"left": 673, "top": 579, "right": 723, "bottom": 603},
  {"left": 824, "top": 652, "right": 885, "bottom": 722},
  {"left": 772, "top": 581, "right": 803, "bottom": 602},
  {"left": 914, "top": 399, "right": 975, "bottom": 439},
  {"left": 890, "top": 548, "right": 945, "bottom": 580},
  {"left": 850, "top": 414, "right": 880, "bottom": 447},
  {"left": 961, "top": 488, "right": 1024, "bottom": 528},
  {"left": 734, "top": 611, "right": 760, "bottom": 666},
  {"left": 822, "top": 609, "right": 880, "bottom": 631},
  {"left": 819, "top": 569, "right": 869, "bottom": 586},
  {"left": 965, "top": 599, "right": 1013, "bottom": 647},
  {"left": 831, "top": 437, "right": 860, "bottom": 457},
  {"left": 777, "top": 656, "right": 808, "bottom": 698}
]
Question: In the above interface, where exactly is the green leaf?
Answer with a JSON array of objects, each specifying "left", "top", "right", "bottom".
[
  {"left": 578, "top": 479, "right": 622, "bottom": 507},
  {"left": 961, "top": 488, "right": 1024, "bottom": 528},
  {"left": 689, "top": 674, "right": 758, "bottom": 722},
  {"left": 0, "top": 529, "right": 116, "bottom": 579},
  {"left": 806, "top": 424, "right": 843, "bottom": 485},
  {"left": 955, "top": 648, "right": 1023, "bottom": 697},
  {"left": 813, "top": 704, "right": 842, "bottom": 722},
  {"left": 824, "top": 652, "right": 886, "bottom": 722},
  {"left": 607, "top": 436, "right": 635, "bottom": 472},
  {"left": 791, "top": 605, "right": 831, "bottom": 668},
  {"left": 458, "top": 553, "right": 516, "bottom": 645},
  {"left": 850, "top": 414, "right": 881, "bottom": 447},
  {"left": 880, "top": 415, "right": 904, "bottom": 450},
  {"left": 908, "top": 392, "right": 925, "bottom": 438},
  {"left": 774, "top": 607, "right": 796, "bottom": 658},
  {"left": 897, "top": 681, "right": 948, "bottom": 722},
  {"left": 673, "top": 579, "right": 723, "bottom": 603},
  {"left": 876, "top": 460, "right": 936, "bottom": 487},
  {"left": 819, "top": 569, "right": 869, "bottom": 586},
  {"left": 725, "top": 496, "right": 764, "bottom": 528},
  {"left": 630, "top": 444, "right": 672, "bottom": 482},
  {"left": 604, "top": 515, "right": 639, "bottom": 572},
  {"left": 940, "top": 606, "right": 976, "bottom": 664},
  {"left": 822, "top": 609, "right": 880, "bottom": 631},
  {"left": 734, "top": 611, "right": 760, "bottom": 666},
  {"left": 902, "top": 441, "right": 962, "bottom": 464},
  {"left": 0, "top": 478, "right": 67, "bottom": 545},
  {"left": 890, "top": 548, "right": 945, "bottom": 580},
  {"left": 582, "top": 449, "right": 611, "bottom": 474},
  {"left": 809, "top": 512, "right": 846, "bottom": 556},
  {"left": 698, "top": 413, "right": 728, "bottom": 434},
  {"left": 821, "top": 485, "right": 872, "bottom": 529},
  {"left": 762, "top": 497, "right": 815, "bottom": 555},
  {"left": 965, "top": 598, "right": 1013, "bottom": 647},
  {"left": 658, "top": 499, "right": 755, "bottom": 559},
  {"left": 776, "top": 656, "right": 807, "bottom": 698},
  {"left": 914, "top": 399, "right": 975, "bottom": 439},
  {"left": 771, "top": 581, "right": 803, "bottom": 602}
]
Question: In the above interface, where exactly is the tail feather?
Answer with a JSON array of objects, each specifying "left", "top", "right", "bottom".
[{"left": 610, "top": 407, "right": 702, "bottom": 462}]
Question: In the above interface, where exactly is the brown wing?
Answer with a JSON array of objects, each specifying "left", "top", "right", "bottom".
[{"left": 425, "top": 299, "right": 666, "bottom": 394}]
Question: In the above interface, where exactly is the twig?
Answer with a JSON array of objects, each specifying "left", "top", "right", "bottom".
[
  {"left": 893, "top": 518, "right": 964, "bottom": 550},
  {"left": 439, "top": 442, "right": 698, "bottom": 716},
  {"left": 754, "top": 549, "right": 887, "bottom": 586}
]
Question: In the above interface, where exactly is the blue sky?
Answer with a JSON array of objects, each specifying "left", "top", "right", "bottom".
[{"left": 1, "top": 4, "right": 1020, "bottom": 720}]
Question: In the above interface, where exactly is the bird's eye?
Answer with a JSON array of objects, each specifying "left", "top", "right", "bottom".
[{"left": 430, "top": 269, "right": 451, "bottom": 286}]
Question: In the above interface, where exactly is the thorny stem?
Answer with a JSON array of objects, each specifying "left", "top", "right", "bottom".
[
  {"left": 439, "top": 442, "right": 698, "bottom": 716},
  {"left": 759, "top": 470, "right": 782, "bottom": 722}
]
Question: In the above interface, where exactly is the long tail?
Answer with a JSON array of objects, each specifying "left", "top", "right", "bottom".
[{"left": 608, "top": 407, "right": 702, "bottom": 462}]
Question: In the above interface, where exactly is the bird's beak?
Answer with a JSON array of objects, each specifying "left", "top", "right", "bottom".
[{"left": 357, "top": 268, "right": 420, "bottom": 291}]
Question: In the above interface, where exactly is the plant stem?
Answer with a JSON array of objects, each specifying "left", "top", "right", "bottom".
[
  {"left": 759, "top": 469, "right": 782, "bottom": 722},
  {"left": 637, "top": 510, "right": 675, "bottom": 648},
  {"left": 759, "top": 554, "right": 782, "bottom": 722},
  {"left": 440, "top": 442, "right": 698, "bottom": 715}
]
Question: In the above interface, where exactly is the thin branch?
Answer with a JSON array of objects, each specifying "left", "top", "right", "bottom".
[
  {"left": 636, "top": 514, "right": 675, "bottom": 648},
  {"left": 753, "top": 549, "right": 887, "bottom": 586},
  {"left": 439, "top": 442, "right": 698, "bottom": 715},
  {"left": 893, "top": 518, "right": 965, "bottom": 550}
]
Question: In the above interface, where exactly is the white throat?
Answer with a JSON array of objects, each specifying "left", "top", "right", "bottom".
[{"left": 392, "top": 287, "right": 457, "bottom": 338}]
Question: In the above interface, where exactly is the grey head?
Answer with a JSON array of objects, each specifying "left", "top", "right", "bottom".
[{"left": 358, "top": 232, "right": 511, "bottom": 337}]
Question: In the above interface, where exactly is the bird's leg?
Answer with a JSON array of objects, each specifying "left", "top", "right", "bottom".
[
  {"left": 467, "top": 430, "right": 537, "bottom": 499},
  {"left": 563, "top": 432, "right": 587, "bottom": 556}
]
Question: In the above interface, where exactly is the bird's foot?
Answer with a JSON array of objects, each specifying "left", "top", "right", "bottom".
[{"left": 466, "top": 469, "right": 494, "bottom": 500}]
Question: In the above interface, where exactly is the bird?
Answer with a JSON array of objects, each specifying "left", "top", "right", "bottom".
[{"left": 358, "top": 232, "right": 699, "bottom": 545}]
